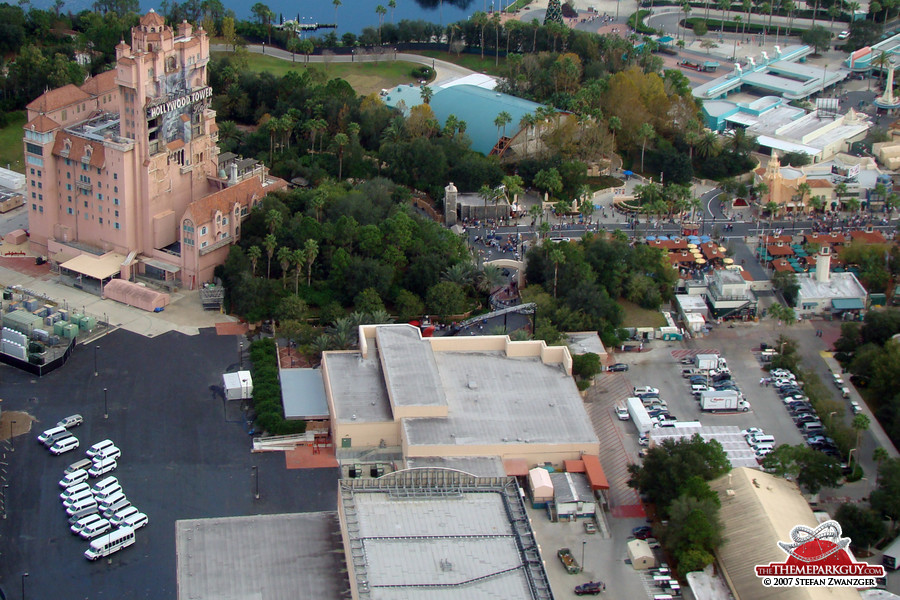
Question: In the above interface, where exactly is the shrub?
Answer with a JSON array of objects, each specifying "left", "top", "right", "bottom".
[{"left": 248, "top": 338, "right": 307, "bottom": 436}]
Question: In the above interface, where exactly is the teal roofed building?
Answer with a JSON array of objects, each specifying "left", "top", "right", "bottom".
[{"left": 383, "top": 80, "right": 550, "bottom": 156}]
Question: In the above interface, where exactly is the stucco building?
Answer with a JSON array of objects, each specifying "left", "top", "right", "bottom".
[
  {"left": 322, "top": 324, "right": 600, "bottom": 469},
  {"left": 23, "top": 11, "right": 285, "bottom": 293}
]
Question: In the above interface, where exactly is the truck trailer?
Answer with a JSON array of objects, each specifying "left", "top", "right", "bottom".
[
  {"left": 695, "top": 353, "right": 719, "bottom": 371},
  {"left": 699, "top": 390, "right": 749, "bottom": 412},
  {"left": 627, "top": 396, "right": 657, "bottom": 433},
  {"left": 884, "top": 536, "right": 900, "bottom": 570}
]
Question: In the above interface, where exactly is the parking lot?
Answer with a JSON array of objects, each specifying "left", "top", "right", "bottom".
[
  {"left": 606, "top": 325, "right": 809, "bottom": 455},
  {"left": 0, "top": 328, "right": 340, "bottom": 599}
]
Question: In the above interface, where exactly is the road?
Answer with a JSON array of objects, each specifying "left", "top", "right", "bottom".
[{"left": 209, "top": 43, "right": 477, "bottom": 85}]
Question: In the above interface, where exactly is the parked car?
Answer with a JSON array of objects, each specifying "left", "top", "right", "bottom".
[
  {"left": 634, "top": 386, "right": 660, "bottom": 396},
  {"left": 615, "top": 406, "right": 630, "bottom": 421},
  {"left": 838, "top": 30, "right": 850, "bottom": 39},
  {"left": 742, "top": 427, "right": 764, "bottom": 439},
  {"left": 575, "top": 581, "right": 606, "bottom": 596},
  {"left": 56, "top": 414, "right": 84, "bottom": 429},
  {"left": 850, "top": 401, "right": 862, "bottom": 415},
  {"left": 584, "top": 520, "right": 597, "bottom": 534},
  {"left": 646, "top": 537, "right": 661, "bottom": 549},
  {"left": 37, "top": 426, "right": 71, "bottom": 447},
  {"left": 608, "top": 363, "right": 628, "bottom": 372},
  {"left": 632, "top": 526, "right": 653, "bottom": 538},
  {"left": 49, "top": 436, "right": 80, "bottom": 455}
]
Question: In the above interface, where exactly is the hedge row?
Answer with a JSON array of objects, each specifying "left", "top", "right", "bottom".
[
  {"left": 629, "top": 10, "right": 658, "bottom": 34},
  {"left": 685, "top": 17, "right": 807, "bottom": 36},
  {"left": 641, "top": 0, "right": 851, "bottom": 22},
  {"left": 249, "top": 338, "right": 306, "bottom": 436}
]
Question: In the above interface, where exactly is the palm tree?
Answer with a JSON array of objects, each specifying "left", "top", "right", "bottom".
[
  {"left": 638, "top": 122, "right": 655, "bottom": 172},
  {"left": 608, "top": 115, "right": 621, "bottom": 148},
  {"left": 375, "top": 4, "right": 387, "bottom": 43},
  {"left": 264, "top": 233, "right": 277, "bottom": 279},
  {"left": 681, "top": 2, "right": 692, "bottom": 39},
  {"left": 388, "top": 0, "right": 396, "bottom": 23},
  {"left": 844, "top": 196, "right": 861, "bottom": 213},
  {"left": 795, "top": 181, "right": 811, "bottom": 212},
  {"left": 851, "top": 413, "right": 870, "bottom": 461},
  {"left": 247, "top": 245, "right": 262, "bottom": 277},
  {"left": 477, "top": 264, "right": 506, "bottom": 294},
  {"left": 812, "top": 0, "right": 820, "bottom": 26},
  {"left": 502, "top": 174, "right": 524, "bottom": 206},
  {"left": 472, "top": 11, "right": 489, "bottom": 59},
  {"left": 549, "top": 248, "right": 566, "bottom": 298},
  {"left": 494, "top": 111, "right": 512, "bottom": 139},
  {"left": 766, "top": 200, "right": 780, "bottom": 219},
  {"left": 695, "top": 130, "right": 720, "bottom": 158},
  {"left": 333, "top": 132, "right": 349, "bottom": 179},
  {"left": 292, "top": 248, "right": 304, "bottom": 295},
  {"left": 833, "top": 181, "right": 847, "bottom": 209},
  {"left": 529, "top": 203, "right": 544, "bottom": 226},
  {"left": 874, "top": 447, "right": 889, "bottom": 485},
  {"left": 333, "top": 0, "right": 341, "bottom": 31},
  {"left": 492, "top": 11, "right": 502, "bottom": 66},
  {"left": 808, "top": 195, "right": 826, "bottom": 213},
  {"left": 303, "top": 239, "right": 319, "bottom": 286},
  {"left": 743, "top": 0, "right": 752, "bottom": 33},
  {"left": 420, "top": 85, "right": 434, "bottom": 104},
  {"left": 718, "top": 0, "right": 730, "bottom": 33},
  {"left": 265, "top": 208, "right": 283, "bottom": 234},
  {"left": 278, "top": 246, "right": 293, "bottom": 288},
  {"left": 828, "top": 3, "right": 841, "bottom": 30},
  {"left": 886, "top": 192, "right": 899, "bottom": 220},
  {"left": 479, "top": 184, "right": 502, "bottom": 219}
]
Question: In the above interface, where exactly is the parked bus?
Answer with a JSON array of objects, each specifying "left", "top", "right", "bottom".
[{"left": 84, "top": 526, "right": 135, "bottom": 561}]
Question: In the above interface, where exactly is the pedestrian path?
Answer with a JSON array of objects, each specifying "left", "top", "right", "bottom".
[{"left": 585, "top": 373, "right": 646, "bottom": 518}]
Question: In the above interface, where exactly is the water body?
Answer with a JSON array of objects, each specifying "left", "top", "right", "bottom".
[{"left": 152, "top": 0, "right": 507, "bottom": 35}]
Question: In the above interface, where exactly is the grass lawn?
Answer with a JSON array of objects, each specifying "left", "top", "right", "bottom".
[
  {"left": 587, "top": 175, "right": 624, "bottom": 192},
  {"left": 0, "top": 111, "right": 26, "bottom": 173},
  {"left": 214, "top": 52, "right": 423, "bottom": 96},
  {"left": 618, "top": 299, "right": 667, "bottom": 328},
  {"left": 410, "top": 50, "right": 506, "bottom": 77}
]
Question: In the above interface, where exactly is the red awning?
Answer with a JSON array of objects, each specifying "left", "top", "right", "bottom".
[
  {"left": 581, "top": 454, "right": 609, "bottom": 490},
  {"left": 564, "top": 459, "right": 586, "bottom": 473},
  {"left": 503, "top": 458, "right": 529, "bottom": 477}
]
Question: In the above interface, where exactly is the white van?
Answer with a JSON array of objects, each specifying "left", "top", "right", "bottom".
[
  {"left": 59, "top": 469, "right": 89, "bottom": 488},
  {"left": 691, "top": 384, "right": 709, "bottom": 396},
  {"left": 749, "top": 434, "right": 776, "bottom": 446},
  {"left": 70, "top": 514, "right": 103, "bottom": 535},
  {"left": 86, "top": 439, "right": 115, "bottom": 458},
  {"left": 66, "top": 497, "right": 99, "bottom": 516},
  {"left": 60, "top": 482, "right": 91, "bottom": 501},
  {"left": 67, "top": 506, "right": 99, "bottom": 525},
  {"left": 63, "top": 488, "right": 95, "bottom": 507},
  {"left": 38, "top": 426, "right": 69, "bottom": 446},
  {"left": 88, "top": 459, "right": 118, "bottom": 478},
  {"left": 79, "top": 518, "right": 112, "bottom": 540},
  {"left": 121, "top": 512, "right": 148, "bottom": 530},
  {"left": 98, "top": 491, "right": 127, "bottom": 511},
  {"left": 94, "top": 446, "right": 121, "bottom": 462},
  {"left": 108, "top": 506, "right": 139, "bottom": 526},
  {"left": 65, "top": 458, "right": 93, "bottom": 475},
  {"left": 49, "top": 436, "right": 80, "bottom": 455},
  {"left": 94, "top": 484, "right": 123, "bottom": 501},
  {"left": 91, "top": 476, "right": 119, "bottom": 494},
  {"left": 754, "top": 444, "right": 774, "bottom": 458},
  {"left": 102, "top": 498, "right": 132, "bottom": 519},
  {"left": 84, "top": 526, "right": 136, "bottom": 560}
]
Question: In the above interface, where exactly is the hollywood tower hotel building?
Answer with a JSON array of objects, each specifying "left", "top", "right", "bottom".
[{"left": 23, "top": 10, "right": 285, "bottom": 290}]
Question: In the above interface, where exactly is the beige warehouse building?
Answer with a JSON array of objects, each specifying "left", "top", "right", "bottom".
[{"left": 322, "top": 324, "right": 600, "bottom": 469}]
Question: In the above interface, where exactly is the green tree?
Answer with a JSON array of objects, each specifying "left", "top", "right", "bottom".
[
  {"left": 395, "top": 289, "right": 425, "bottom": 321},
  {"left": 835, "top": 503, "right": 886, "bottom": 551},
  {"left": 333, "top": 132, "right": 349, "bottom": 180},
  {"left": 222, "top": 15, "right": 236, "bottom": 50},
  {"left": 872, "top": 458, "right": 900, "bottom": 525},
  {"left": 638, "top": 122, "right": 655, "bottom": 173},
  {"left": 277, "top": 246, "right": 293, "bottom": 288},
  {"left": 852, "top": 413, "right": 871, "bottom": 457},
  {"left": 494, "top": 110, "right": 513, "bottom": 139},
  {"left": 550, "top": 247, "right": 566, "bottom": 298},
  {"left": 276, "top": 295, "right": 308, "bottom": 322},
  {"left": 247, "top": 245, "right": 262, "bottom": 277},
  {"left": 265, "top": 208, "right": 283, "bottom": 234},
  {"left": 299, "top": 39, "right": 314, "bottom": 65},
  {"left": 534, "top": 168, "right": 563, "bottom": 202},
  {"left": 302, "top": 239, "right": 319, "bottom": 286},
  {"left": 768, "top": 302, "right": 797, "bottom": 326},
  {"left": 354, "top": 287, "right": 385, "bottom": 314},
  {"left": 772, "top": 271, "right": 800, "bottom": 307},
  {"left": 571, "top": 352, "right": 601, "bottom": 380},
  {"left": 801, "top": 25, "right": 834, "bottom": 54},
  {"left": 426, "top": 281, "right": 468, "bottom": 315}
]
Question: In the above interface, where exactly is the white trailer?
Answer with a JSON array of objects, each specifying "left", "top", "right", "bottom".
[
  {"left": 223, "top": 370, "right": 253, "bottom": 400},
  {"left": 884, "top": 536, "right": 900, "bottom": 570},
  {"left": 627, "top": 396, "right": 656, "bottom": 434},
  {"left": 699, "top": 390, "right": 749, "bottom": 412}
]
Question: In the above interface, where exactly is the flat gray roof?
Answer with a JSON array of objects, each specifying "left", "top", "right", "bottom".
[
  {"left": 280, "top": 368, "right": 329, "bottom": 419},
  {"left": 377, "top": 325, "right": 448, "bottom": 408},
  {"left": 567, "top": 331, "right": 608, "bottom": 356},
  {"left": 649, "top": 425, "right": 759, "bottom": 469},
  {"left": 405, "top": 456, "right": 507, "bottom": 477},
  {"left": 549, "top": 472, "right": 594, "bottom": 504},
  {"left": 340, "top": 469, "right": 552, "bottom": 600},
  {"left": 175, "top": 512, "right": 348, "bottom": 600},
  {"left": 325, "top": 352, "right": 393, "bottom": 424},
  {"left": 403, "top": 351, "right": 598, "bottom": 447},
  {"left": 798, "top": 272, "right": 867, "bottom": 302}
]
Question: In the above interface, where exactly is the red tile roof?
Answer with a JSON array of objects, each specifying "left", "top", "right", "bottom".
[
  {"left": 51, "top": 134, "right": 105, "bottom": 169},
  {"left": 772, "top": 258, "right": 794, "bottom": 272},
  {"left": 700, "top": 241, "right": 725, "bottom": 260},
  {"left": 185, "top": 177, "right": 264, "bottom": 225},
  {"left": 80, "top": 69, "right": 117, "bottom": 97},
  {"left": 739, "top": 269, "right": 754, "bottom": 281},
  {"left": 803, "top": 232, "right": 848, "bottom": 245},
  {"left": 140, "top": 10, "right": 165, "bottom": 26},
  {"left": 766, "top": 244, "right": 794, "bottom": 256},
  {"left": 648, "top": 239, "right": 688, "bottom": 250},
  {"left": 849, "top": 229, "right": 887, "bottom": 244},
  {"left": 24, "top": 115, "right": 60, "bottom": 133},
  {"left": 761, "top": 235, "right": 793, "bottom": 244},
  {"left": 807, "top": 179, "right": 833, "bottom": 188},
  {"left": 26, "top": 84, "right": 91, "bottom": 113}
]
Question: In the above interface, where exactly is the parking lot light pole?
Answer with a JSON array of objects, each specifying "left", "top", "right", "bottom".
[
  {"left": 94, "top": 345, "right": 99, "bottom": 377},
  {"left": 2, "top": 484, "right": 8, "bottom": 519},
  {"left": 21, "top": 572, "right": 28, "bottom": 600},
  {"left": 104, "top": 388, "right": 108, "bottom": 420},
  {"left": 239, "top": 342, "right": 243, "bottom": 370},
  {"left": 252, "top": 465, "right": 259, "bottom": 500},
  {"left": 581, "top": 540, "right": 586, "bottom": 571},
  {"left": 9, "top": 420, "right": 15, "bottom": 452}
]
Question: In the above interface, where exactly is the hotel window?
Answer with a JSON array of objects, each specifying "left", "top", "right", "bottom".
[
  {"left": 37, "top": 182, "right": 41, "bottom": 189},
  {"left": 84, "top": 213, "right": 88, "bottom": 220},
  {"left": 38, "top": 194, "right": 42, "bottom": 200},
  {"left": 200, "top": 241, "right": 208, "bottom": 248},
  {"left": 84, "top": 201, "right": 88, "bottom": 208},
  {"left": 67, "top": 207, "right": 73, "bottom": 215},
  {"left": 31, "top": 192, "right": 35, "bottom": 199},
  {"left": 200, "top": 226, "right": 207, "bottom": 235},
  {"left": 30, "top": 168, "right": 34, "bottom": 175},
  {"left": 31, "top": 204, "right": 36, "bottom": 211},
  {"left": 67, "top": 184, "right": 72, "bottom": 190},
  {"left": 222, "top": 217, "right": 228, "bottom": 226},
  {"left": 99, "top": 218, "right": 103, "bottom": 224},
  {"left": 114, "top": 173, "right": 118, "bottom": 180},
  {"left": 115, "top": 222, "right": 120, "bottom": 230},
  {"left": 39, "top": 206, "right": 43, "bottom": 213},
  {"left": 115, "top": 210, "right": 119, "bottom": 217},
  {"left": 114, "top": 198, "right": 119, "bottom": 206},
  {"left": 30, "top": 180, "right": 34, "bottom": 187},
  {"left": 25, "top": 143, "right": 42, "bottom": 155},
  {"left": 67, "top": 196, "right": 71, "bottom": 203},
  {"left": 37, "top": 170, "right": 41, "bottom": 177},
  {"left": 67, "top": 172, "right": 70, "bottom": 179},
  {"left": 98, "top": 194, "right": 103, "bottom": 200},
  {"left": 65, "top": 159, "right": 70, "bottom": 166},
  {"left": 114, "top": 186, "right": 118, "bottom": 193}
]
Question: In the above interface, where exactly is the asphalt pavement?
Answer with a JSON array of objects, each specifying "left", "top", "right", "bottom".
[{"left": 0, "top": 328, "right": 339, "bottom": 600}]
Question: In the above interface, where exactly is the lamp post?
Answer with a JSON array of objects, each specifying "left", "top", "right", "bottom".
[
  {"left": 239, "top": 342, "right": 243, "bottom": 369},
  {"left": 21, "top": 572, "right": 28, "bottom": 600},
  {"left": 581, "top": 540, "right": 586, "bottom": 571},
  {"left": 1, "top": 483, "right": 8, "bottom": 519},
  {"left": 103, "top": 388, "right": 108, "bottom": 420},
  {"left": 9, "top": 420, "right": 15, "bottom": 452},
  {"left": 94, "top": 345, "right": 99, "bottom": 377},
  {"left": 252, "top": 465, "right": 259, "bottom": 500}
]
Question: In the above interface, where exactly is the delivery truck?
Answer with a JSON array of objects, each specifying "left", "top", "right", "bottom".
[
  {"left": 699, "top": 390, "right": 750, "bottom": 412},
  {"left": 695, "top": 353, "right": 720, "bottom": 371},
  {"left": 627, "top": 396, "right": 657, "bottom": 433}
]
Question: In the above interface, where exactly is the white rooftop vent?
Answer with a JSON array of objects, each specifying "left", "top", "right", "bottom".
[
  {"left": 351, "top": 414, "right": 357, "bottom": 421},
  {"left": 467, "top": 380, "right": 478, "bottom": 389}
]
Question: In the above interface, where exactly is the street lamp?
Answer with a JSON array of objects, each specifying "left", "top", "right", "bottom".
[
  {"left": 239, "top": 342, "right": 243, "bottom": 370},
  {"left": 252, "top": 465, "right": 259, "bottom": 500},
  {"left": 582, "top": 540, "right": 586, "bottom": 571},
  {"left": 21, "top": 572, "right": 28, "bottom": 600},
  {"left": 94, "top": 345, "right": 99, "bottom": 377},
  {"left": 1, "top": 483, "right": 8, "bottom": 519},
  {"left": 9, "top": 420, "right": 15, "bottom": 452},
  {"left": 103, "top": 388, "right": 108, "bottom": 420}
]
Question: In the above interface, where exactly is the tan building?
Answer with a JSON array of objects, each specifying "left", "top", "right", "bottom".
[
  {"left": 23, "top": 11, "right": 284, "bottom": 293},
  {"left": 755, "top": 154, "right": 810, "bottom": 214},
  {"left": 322, "top": 324, "right": 600, "bottom": 468},
  {"left": 708, "top": 468, "right": 861, "bottom": 600}
]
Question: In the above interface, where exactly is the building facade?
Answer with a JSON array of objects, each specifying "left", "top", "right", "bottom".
[{"left": 23, "top": 11, "right": 284, "bottom": 291}]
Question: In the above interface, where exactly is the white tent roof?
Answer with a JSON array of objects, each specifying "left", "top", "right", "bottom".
[{"left": 528, "top": 467, "right": 553, "bottom": 498}]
